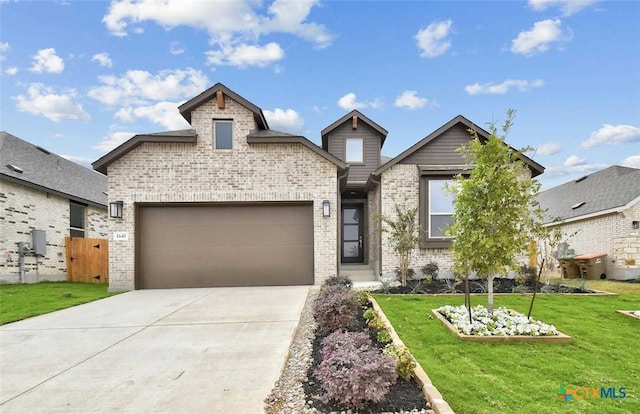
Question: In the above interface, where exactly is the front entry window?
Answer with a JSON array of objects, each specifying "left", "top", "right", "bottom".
[{"left": 342, "top": 204, "right": 363, "bottom": 263}]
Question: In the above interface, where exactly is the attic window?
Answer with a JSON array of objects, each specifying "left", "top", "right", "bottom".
[
  {"left": 572, "top": 202, "right": 586, "bottom": 209},
  {"left": 575, "top": 175, "right": 588, "bottom": 183},
  {"left": 6, "top": 164, "right": 23, "bottom": 173}
]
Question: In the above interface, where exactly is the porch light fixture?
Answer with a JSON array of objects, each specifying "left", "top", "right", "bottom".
[
  {"left": 322, "top": 200, "right": 330, "bottom": 218},
  {"left": 109, "top": 201, "right": 123, "bottom": 218}
]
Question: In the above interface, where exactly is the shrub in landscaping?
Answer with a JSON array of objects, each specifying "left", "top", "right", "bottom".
[
  {"left": 421, "top": 262, "right": 439, "bottom": 279},
  {"left": 314, "top": 330, "right": 398, "bottom": 409},
  {"left": 355, "top": 289, "right": 370, "bottom": 306},
  {"left": 376, "top": 329, "right": 392, "bottom": 344},
  {"left": 322, "top": 274, "right": 353, "bottom": 288},
  {"left": 363, "top": 308, "right": 375, "bottom": 321},
  {"left": 313, "top": 284, "right": 359, "bottom": 333},
  {"left": 384, "top": 344, "right": 417, "bottom": 381}
]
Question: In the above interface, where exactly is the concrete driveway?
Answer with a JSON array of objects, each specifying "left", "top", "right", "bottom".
[{"left": 0, "top": 286, "right": 309, "bottom": 413}]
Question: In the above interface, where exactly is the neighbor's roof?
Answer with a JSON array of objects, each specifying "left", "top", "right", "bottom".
[
  {"left": 178, "top": 82, "right": 268, "bottom": 129},
  {"left": 92, "top": 129, "right": 197, "bottom": 174},
  {"left": 1, "top": 131, "right": 107, "bottom": 207},
  {"left": 537, "top": 165, "right": 640, "bottom": 224},
  {"left": 374, "top": 114, "right": 545, "bottom": 178},
  {"left": 321, "top": 110, "right": 388, "bottom": 150}
]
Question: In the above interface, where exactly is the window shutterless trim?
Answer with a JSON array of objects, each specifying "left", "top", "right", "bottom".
[
  {"left": 419, "top": 173, "right": 465, "bottom": 248},
  {"left": 213, "top": 119, "right": 234, "bottom": 150},
  {"left": 345, "top": 138, "right": 364, "bottom": 163}
]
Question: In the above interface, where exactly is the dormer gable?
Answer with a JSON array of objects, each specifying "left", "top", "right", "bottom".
[{"left": 321, "top": 110, "right": 388, "bottom": 151}]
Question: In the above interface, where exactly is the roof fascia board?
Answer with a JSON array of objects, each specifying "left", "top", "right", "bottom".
[
  {"left": 246, "top": 135, "right": 347, "bottom": 170},
  {"left": 1, "top": 174, "right": 107, "bottom": 208},
  {"left": 92, "top": 133, "right": 197, "bottom": 174}
]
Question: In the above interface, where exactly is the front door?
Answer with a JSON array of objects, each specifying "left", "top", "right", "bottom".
[{"left": 341, "top": 204, "right": 363, "bottom": 263}]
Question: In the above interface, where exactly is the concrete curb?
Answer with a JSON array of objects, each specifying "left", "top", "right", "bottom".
[
  {"left": 370, "top": 297, "right": 456, "bottom": 414},
  {"left": 431, "top": 309, "right": 573, "bottom": 343},
  {"left": 615, "top": 310, "right": 640, "bottom": 320}
]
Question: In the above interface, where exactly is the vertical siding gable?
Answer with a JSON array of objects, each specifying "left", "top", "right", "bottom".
[
  {"left": 400, "top": 123, "right": 472, "bottom": 165},
  {"left": 326, "top": 121, "right": 381, "bottom": 182}
]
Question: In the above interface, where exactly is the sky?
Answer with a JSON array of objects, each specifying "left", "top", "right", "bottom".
[{"left": 1, "top": 0, "right": 639, "bottom": 190}]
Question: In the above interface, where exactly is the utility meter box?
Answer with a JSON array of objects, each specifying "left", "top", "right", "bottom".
[{"left": 32, "top": 229, "right": 46, "bottom": 256}]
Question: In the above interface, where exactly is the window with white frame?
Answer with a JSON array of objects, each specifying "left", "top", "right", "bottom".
[
  {"left": 345, "top": 138, "right": 363, "bottom": 163},
  {"left": 214, "top": 120, "right": 233, "bottom": 150},
  {"left": 428, "top": 179, "right": 456, "bottom": 238}
]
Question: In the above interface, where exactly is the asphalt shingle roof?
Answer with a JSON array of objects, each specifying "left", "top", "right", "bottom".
[
  {"left": 537, "top": 165, "right": 640, "bottom": 223},
  {"left": 1, "top": 131, "right": 107, "bottom": 207}
]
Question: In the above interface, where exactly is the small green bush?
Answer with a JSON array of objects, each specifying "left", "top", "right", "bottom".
[
  {"left": 363, "top": 308, "right": 375, "bottom": 321},
  {"left": 356, "top": 289, "right": 370, "bottom": 306},
  {"left": 377, "top": 329, "right": 392, "bottom": 344},
  {"left": 384, "top": 344, "right": 417, "bottom": 381},
  {"left": 421, "top": 262, "right": 439, "bottom": 278}
]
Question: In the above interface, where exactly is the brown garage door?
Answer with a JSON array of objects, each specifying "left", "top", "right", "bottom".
[{"left": 137, "top": 203, "right": 314, "bottom": 289}]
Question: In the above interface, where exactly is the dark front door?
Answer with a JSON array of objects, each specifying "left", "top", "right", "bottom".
[{"left": 341, "top": 204, "right": 363, "bottom": 263}]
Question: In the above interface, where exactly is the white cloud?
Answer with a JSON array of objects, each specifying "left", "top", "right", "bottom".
[
  {"left": 206, "top": 42, "right": 284, "bottom": 67},
  {"left": 337, "top": 93, "right": 382, "bottom": 111},
  {"left": 511, "top": 19, "right": 570, "bottom": 56},
  {"left": 88, "top": 68, "right": 209, "bottom": 106},
  {"left": 464, "top": 79, "right": 544, "bottom": 95},
  {"left": 14, "top": 83, "right": 90, "bottom": 122},
  {"left": 622, "top": 155, "right": 640, "bottom": 169},
  {"left": 263, "top": 108, "right": 304, "bottom": 133},
  {"left": 29, "top": 48, "right": 65, "bottom": 73},
  {"left": 581, "top": 124, "right": 640, "bottom": 149},
  {"left": 5, "top": 66, "right": 18, "bottom": 75},
  {"left": 92, "top": 52, "right": 113, "bottom": 67},
  {"left": 169, "top": 41, "right": 185, "bottom": 55},
  {"left": 564, "top": 154, "right": 585, "bottom": 167},
  {"left": 102, "top": 0, "right": 331, "bottom": 67},
  {"left": 528, "top": 0, "right": 598, "bottom": 16},
  {"left": 536, "top": 142, "right": 561, "bottom": 156},
  {"left": 394, "top": 90, "right": 428, "bottom": 109},
  {"left": 93, "top": 131, "right": 136, "bottom": 152},
  {"left": 115, "top": 101, "right": 190, "bottom": 130},
  {"left": 0, "top": 42, "right": 9, "bottom": 61},
  {"left": 61, "top": 154, "right": 95, "bottom": 165},
  {"left": 415, "top": 19, "right": 453, "bottom": 58}
]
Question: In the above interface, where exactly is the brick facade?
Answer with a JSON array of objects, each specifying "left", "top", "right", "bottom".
[
  {"left": 548, "top": 201, "right": 640, "bottom": 280},
  {"left": 106, "top": 95, "right": 339, "bottom": 291},
  {"left": 0, "top": 180, "right": 108, "bottom": 283}
]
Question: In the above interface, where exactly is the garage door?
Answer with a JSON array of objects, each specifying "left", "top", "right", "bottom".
[{"left": 137, "top": 204, "right": 314, "bottom": 289}]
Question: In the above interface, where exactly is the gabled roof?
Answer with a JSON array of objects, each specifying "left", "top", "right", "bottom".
[
  {"left": 1, "top": 131, "right": 107, "bottom": 207},
  {"left": 92, "top": 129, "right": 197, "bottom": 174},
  {"left": 321, "top": 110, "right": 388, "bottom": 150},
  {"left": 178, "top": 82, "right": 268, "bottom": 129},
  {"left": 537, "top": 165, "right": 640, "bottom": 224},
  {"left": 246, "top": 129, "right": 347, "bottom": 170},
  {"left": 374, "top": 114, "right": 545, "bottom": 177}
]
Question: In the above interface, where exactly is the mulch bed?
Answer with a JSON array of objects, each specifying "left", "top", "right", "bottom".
[
  {"left": 303, "top": 302, "right": 429, "bottom": 413},
  {"left": 373, "top": 277, "right": 594, "bottom": 295}
]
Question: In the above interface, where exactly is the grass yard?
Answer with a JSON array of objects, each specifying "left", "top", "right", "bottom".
[
  {"left": 552, "top": 278, "right": 640, "bottom": 295},
  {"left": 0, "top": 282, "right": 118, "bottom": 325},
  {"left": 374, "top": 293, "right": 640, "bottom": 414}
]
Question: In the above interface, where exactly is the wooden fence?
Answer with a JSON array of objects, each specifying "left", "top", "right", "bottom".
[{"left": 65, "top": 237, "right": 109, "bottom": 284}]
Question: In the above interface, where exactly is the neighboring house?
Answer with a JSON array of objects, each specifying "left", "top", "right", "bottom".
[
  {"left": 537, "top": 165, "right": 640, "bottom": 280},
  {"left": 1, "top": 132, "right": 109, "bottom": 283},
  {"left": 93, "top": 83, "right": 544, "bottom": 291}
]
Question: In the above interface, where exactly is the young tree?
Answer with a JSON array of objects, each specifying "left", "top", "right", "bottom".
[
  {"left": 446, "top": 110, "right": 546, "bottom": 315},
  {"left": 380, "top": 204, "right": 420, "bottom": 287}
]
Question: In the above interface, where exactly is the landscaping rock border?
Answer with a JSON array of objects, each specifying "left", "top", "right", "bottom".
[
  {"left": 615, "top": 310, "right": 640, "bottom": 320},
  {"left": 431, "top": 309, "right": 573, "bottom": 343}
]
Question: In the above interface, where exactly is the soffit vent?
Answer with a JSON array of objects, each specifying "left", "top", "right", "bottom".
[
  {"left": 6, "top": 164, "right": 23, "bottom": 173},
  {"left": 571, "top": 201, "right": 586, "bottom": 209}
]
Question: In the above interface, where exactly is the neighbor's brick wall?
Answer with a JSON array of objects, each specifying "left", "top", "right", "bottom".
[
  {"left": 107, "top": 95, "right": 339, "bottom": 290},
  {"left": 0, "top": 180, "right": 108, "bottom": 283},
  {"left": 380, "top": 164, "right": 456, "bottom": 279},
  {"left": 549, "top": 201, "right": 640, "bottom": 279}
]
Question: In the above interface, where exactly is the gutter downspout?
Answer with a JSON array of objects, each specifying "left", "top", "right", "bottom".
[
  {"left": 369, "top": 175, "right": 382, "bottom": 279},
  {"left": 336, "top": 167, "right": 349, "bottom": 276}
]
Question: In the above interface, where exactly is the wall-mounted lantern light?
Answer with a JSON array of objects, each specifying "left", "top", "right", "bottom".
[
  {"left": 322, "top": 200, "right": 330, "bottom": 218},
  {"left": 109, "top": 201, "right": 124, "bottom": 218}
]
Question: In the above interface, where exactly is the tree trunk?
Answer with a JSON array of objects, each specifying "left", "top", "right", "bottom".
[
  {"left": 487, "top": 275, "right": 494, "bottom": 316},
  {"left": 465, "top": 276, "right": 472, "bottom": 324}
]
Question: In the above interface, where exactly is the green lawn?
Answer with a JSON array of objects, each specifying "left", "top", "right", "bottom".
[
  {"left": 552, "top": 278, "right": 640, "bottom": 295},
  {"left": 374, "top": 294, "right": 640, "bottom": 414},
  {"left": 0, "top": 282, "right": 119, "bottom": 325}
]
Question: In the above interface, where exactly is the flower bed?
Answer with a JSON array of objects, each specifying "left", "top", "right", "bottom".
[{"left": 434, "top": 305, "right": 572, "bottom": 343}]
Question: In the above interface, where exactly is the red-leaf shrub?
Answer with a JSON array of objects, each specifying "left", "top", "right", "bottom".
[
  {"left": 313, "top": 285, "right": 359, "bottom": 333},
  {"left": 314, "top": 331, "right": 397, "bottom": 409}
]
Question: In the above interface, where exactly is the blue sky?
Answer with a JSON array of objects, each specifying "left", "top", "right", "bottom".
[{"left": 1, "top": 0, "right": 638, "bottom": 189}]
